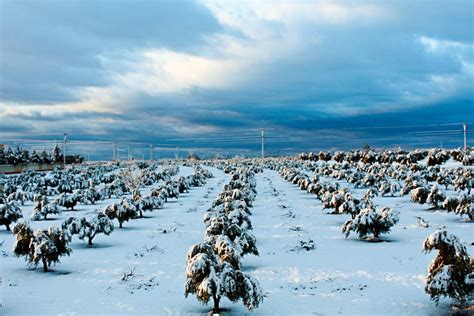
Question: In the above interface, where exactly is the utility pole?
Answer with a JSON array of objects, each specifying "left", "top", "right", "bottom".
[
  {"left": 261, "top": 128, "right": 265, "bottom": 159},
  {"left": 127, "top": 147, "right": 130, "bottom": 161},
  {"left": 63, "top": 132, "right": 67, "bottom": 166},
  {"left": 150, "top": 144, "right": 154, "bottom": 161},
  {"left": 463, "top": 122, "right": 467, "bottom": 151},
  {"left": 114, "top": 142, "right": 119, "bottom": 161}
]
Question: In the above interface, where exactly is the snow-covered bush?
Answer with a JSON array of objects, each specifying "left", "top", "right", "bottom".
[
  {"left": 31, "top": 196, "right": 61, "bottom": 220},
  {"left": 378, "top": 180, "right": 400, "bottom": 197},
  {"left": 463, "top": 154, "right": 474, "bottom": 166},
  {"left": 138, "top": 196, "right": 164, "bottom": 214},
  {"left": 442, "top": 196, "right": 460, "bottom": 213},
  {"left": 62, "top": 213, "right": 114, "bottom": 245},
  {"left": 204, "top": 209, "right": 257, "bottom": 257},
  {"left": 213, "top": 234, "right": 242, "bottom": 269},
  {"left": 441, "top": 194, "right": 473, "bottom": 220},
  {"left": 13, "top": 222, "right": 72, "bottom": 272},
  {"left": 120, "top": 165, "right": 145, "bottom": 191},
  {"left": 453, "top": 172, "right": 472, "bottom": 194},
  {"left": 342, "top": 206, "right": 399, "bottom": 240},
  {"left": 56, "top": 192, "right": 79, "bottom": 210},
  {"left": 57, "top": 181, "right": 73, "bottom": 194},
  {"left": 423, "top": 230, "right": 474, "bottom": 305},
  {"left": 7, "top": 190, "right": 30, "bottom": 205},
  {"left": 178, "top": 176, "right": 190, "bottom": 193},
  {"left": 102, "top": 200, "right": 137, "bottom": 228},
  {"left": 455, "top": 194, "right": 473, "bottom": 221},
  {"left": 185, "top": 242, "right": 221, "bottom": 311},
  {"left": 426, "top": 149, "right": 450, "bottom": 166},
  {"left": 164, "top": 181, "right": 180, "bottom": 200},
  {"left": 104, "top": 179, "right": 129, "bottom": 198},
  {"left": 326, "top": 190, "right": 346, "bottom": 214},
  {"left": 426, "top": 185, "right": 446, "bottom": 209},
  {"left": 411, "top": 187, "right": 429, "bottom": 204},
  {"left": 185, "top": 242, "right": 263, "bottom": 313},
  {"left": 79, "top": 186, "right": 102, "bottom": 205},
  {"left": 338, "top": 194, "right": 362, "bottom": 219},
  {"left": 150, "top": 187, "right": 169, "bottom": 202},
  {"left": 0, "top": 201, "right": 23, "bottom": 231},
  {"left": 132, "top": 188, "right": 141, "bottom": 201}
]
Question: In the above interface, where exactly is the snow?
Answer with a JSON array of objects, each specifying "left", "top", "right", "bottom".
[{"left": 0, "top": 165, "right": 473, "bottom": 314}]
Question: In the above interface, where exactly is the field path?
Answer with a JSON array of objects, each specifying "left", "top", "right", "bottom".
[
  {"left": 243, "top": 169, "right": 454, "bottom": 315},
  {"left": 1, "top": 166, "right": 229, "bottom": 315}
]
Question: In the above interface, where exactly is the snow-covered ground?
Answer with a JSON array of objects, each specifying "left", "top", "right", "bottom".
[
  {"left": 245, "top": 170, "right": 472, "bottom": 315},
  {"left": 1, "top": 165, "right": 472, "bottom": 315}
]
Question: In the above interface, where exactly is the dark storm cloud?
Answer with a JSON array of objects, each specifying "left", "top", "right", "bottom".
[{"left": 0, "top": 0, "right": 222, "bottom": 103}]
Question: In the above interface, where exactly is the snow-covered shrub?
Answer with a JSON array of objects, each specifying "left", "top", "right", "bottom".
[
  {"left": 338, "top": 194, "right": 362, "bottom": 219},
  {"left": 13, "top": 222, "right": 72, "bottom": 272},
  {"left": 120, "top": 165, "right": 145, "bottom": 192},
  {"left": 184, "top": 242, "right": 263, "bottom": 313},
  {"left": 442, "top": 196, "right": 460, "bottom": 213},
  {"left": 79, "top": 186, "right": 102, "bottom": 205},
  {"left": 164, "top": 181, "right": 180, "bottom": 199},
  {"left": 138, "top": 196, "right": 164, "bottom": 214},
  {"left": 132, "top": 188, "right": 141, "bottom": 202},
  {"left": 453, "top": 171, "right": 472, "bottom": 194},
  {"left": 455, "top": 194, "right": 473, "bottom": 221},
  {"left": 62, "top": 213, "right": 114, "bottom": 245},
  {"left": 441, "top": 194, "right": 473, "bottom": 220},
  {"left": 342, "top": 206, "right": 399, "bottom": 240},
  {"left": 57, "top": 181, "right": 73, "bottom": 193},
  {"left": 327, "top": 190, "right": 346, "bottom": 214},
  {"left": 426, "top": 185, "right": 446, "bottom": 209},
  {"left": 234, "top": 227, "right": 259, "bottom": 256},
  {"left": 56, "top": 192, "right": 79, "bottom": 210},
  {"left": 378, "top": 181, "right": 401, "bottom": 197},
  {"left": 426, "top": 149, "right": 450, "bottom": 166},
  {"left": 7, "top": 191, "right": 30, "bottom": 205},
  {"left": 411, "top": 187, "right": 429, "bottom": 204},
  {"left": 185, "top": 242, "right": 221, "bottom": 311},
  {"left": 150, "top": 187, "right": 169, "bottom": 202},
  {"left": 219, "top": 262, "right": 264, "bottom": 311},
  {"left": 0, "top": 201, "right": 23, "bottom": 231},
  {"left": 423, "top": 230, "right": 474, "bottom": 305},
  {"left": 213, "top": 234, "right": 241, "bottom": 269},
  {"left": 105, "top": 179, "right": 129, "bottom": 198},
  {"left": 204, "top": 206, "right": 258, "bottom": 257},
  {"left": 178, "top": 176, "right": 190, "bottom": 193},
  {"left": 363, "top": 188, "right": 378, "bottom": 205},
  {"left": 102, "top": 200, "right": 137, "bottom": 228},
  {"left": 121, "top": 197, "right": 139, "bottom": 217},
  {"left": 31, "top": 197, "right": 61, "bottom": 220},
  {"left": 463, "top": 154, "right": 474, "bottom": 166}
]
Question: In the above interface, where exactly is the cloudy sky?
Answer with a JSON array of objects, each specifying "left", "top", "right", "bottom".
[{"left": 0, "top": 0, "right": 473, "bottom": 158}]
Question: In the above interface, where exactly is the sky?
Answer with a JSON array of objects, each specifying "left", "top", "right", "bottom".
[{"left": 0, "top": 0, "right": 473, "bottom": 159}]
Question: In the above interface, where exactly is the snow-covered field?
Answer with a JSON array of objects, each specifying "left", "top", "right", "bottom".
[{"left": 1, "top": 162, "right": 472, "bottom": 315}]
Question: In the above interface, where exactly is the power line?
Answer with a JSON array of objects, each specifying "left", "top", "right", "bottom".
[
  {"left": 343, "top": 122, "right": 468, "bottom": 130},
  {"left": 408, "top": 129, "right": 463, "bottom": 134}
]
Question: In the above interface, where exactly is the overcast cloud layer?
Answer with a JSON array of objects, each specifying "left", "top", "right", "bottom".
[{"left": 0, "top": 0, "right": 473, "bottom": 157}]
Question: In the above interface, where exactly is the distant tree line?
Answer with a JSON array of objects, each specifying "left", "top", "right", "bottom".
[{"left": 0, "top": 144, "right": 64, "bottom": 165}]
